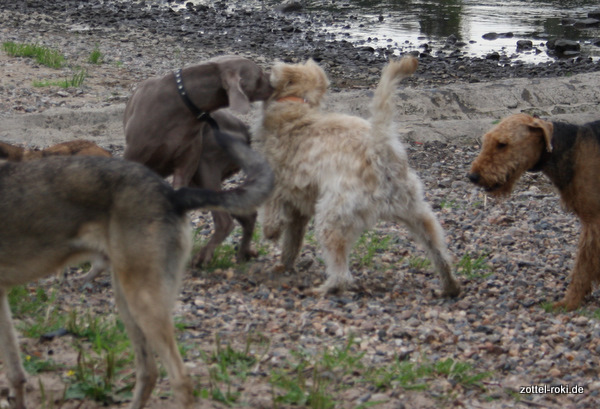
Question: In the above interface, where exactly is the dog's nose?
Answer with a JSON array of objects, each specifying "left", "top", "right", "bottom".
[{"left": 467, "top": 172, "right": 480, "bottom": 184}]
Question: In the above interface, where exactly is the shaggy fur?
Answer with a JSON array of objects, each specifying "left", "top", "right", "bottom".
[
  {"left": 468, "top": 113, "right": 600, "bottom": 310},
  {"left": 252, "top": 56, "right": 461, "bottom": 296}
]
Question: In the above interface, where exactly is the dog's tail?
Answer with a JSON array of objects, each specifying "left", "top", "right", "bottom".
[
  {"left": 171, "top": 129, "right": 274, "bottom": 215},
  {"left": 369, "top": 56, "right": 418, "bottom": 142}
]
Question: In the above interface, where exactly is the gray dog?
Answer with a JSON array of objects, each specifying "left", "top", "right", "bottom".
[
  {"left": 0, "top": 130, "right": 273, "bottom": 409},
  {"left": 123, "top": 55, "right": 273, "bottom": 267}
]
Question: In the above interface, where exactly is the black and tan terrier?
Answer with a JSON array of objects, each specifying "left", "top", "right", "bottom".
[{"left": 468, "top": 113, "right": 600, "bottom": 310}]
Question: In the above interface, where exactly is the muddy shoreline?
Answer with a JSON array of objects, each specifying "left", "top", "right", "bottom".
[{"left": 3, "top": 0, "right": 600, "bottom": 90}]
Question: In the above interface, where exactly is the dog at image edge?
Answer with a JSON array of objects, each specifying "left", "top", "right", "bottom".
[
  {"left": 468, "top": 113, "right": 600, "bottom": 310},
  {"left": 0, "top": 129, "right": 273, "bottom": 409}
]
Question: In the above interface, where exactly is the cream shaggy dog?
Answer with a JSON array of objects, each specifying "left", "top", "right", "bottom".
[{"left": 252, "top": 56, "right": 460, "bottom": 296}]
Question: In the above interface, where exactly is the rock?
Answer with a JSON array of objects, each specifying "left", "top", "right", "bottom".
[
  {"left": 573, "top": 18, "right": 599, "bottom": 28},
  {"left": 446, "top": 34, "right": 458, "bottom": 45},
  {"left": 548, "top": 39, "right": 581, "bottom": 56},
  {"left": 516, "top": 40, "right": 533, "bottom": 50},
  {"left": 276, "top": 1, "right": 304, "bottom": 13}
]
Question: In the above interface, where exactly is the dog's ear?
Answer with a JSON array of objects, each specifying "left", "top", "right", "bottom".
[
  {"left": 529, "top": 117, "right": 554, "bottom": 152},
  {"left": 221, "top": 70, "right": 251, "bottom": 114},
  {"left": 269, "top": 62, "right": 292, "bottom": 89}
]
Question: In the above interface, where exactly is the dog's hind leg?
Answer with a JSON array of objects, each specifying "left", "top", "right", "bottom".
[
  {"left": 112, "top": 269, "right": 194, "bottom": 409},
  {"left": 314, "top": 214, "right": 363, "bottom": 294},
  {"left": 191, "top": 167, "right": 236, "bottom": 267},
  {"left": 112, "top": 278, "right": 159, "bottom": 408},
  {"left": 402, "top": 210, "right": 460, "bottom": 297},
  {"left": 279, "top": 210, "right": 310, "bottom": 271},
  {"left": 192, "top": 210, "right": 235, "bottom": 267},
  {"left": 554, "top": 221, "right": 600, "bottom": 311},
  {"left": 394, "top": 195, "right": 460, "bottom": 297},
  {"left": 110, "top": 222, "right": 194, "bottom": 409},
  {"left": 0, "top": 288, "right": 27, "bottom": 409},
  {"left": 233, "top": 212, "right": 258, "bottom": 261}
]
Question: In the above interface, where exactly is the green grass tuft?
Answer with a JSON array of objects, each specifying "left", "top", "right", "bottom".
[
  {"left": 352, "top": 231, "right": 392, "bottom": 269},
  {"left": 33, "top": 69, "right": 87, "bottom": 89},
  {"left": 2, "top": 41, "right": 65, "bottom": 68},
  {"left": 456, "top": 252, "right": 491, "bottom": 279},
  {"left": 88, "top": 45, "right": 103, "bottom": 64},
  {"left": 367, "top": 355, "right": 491, "bottom": 392}
]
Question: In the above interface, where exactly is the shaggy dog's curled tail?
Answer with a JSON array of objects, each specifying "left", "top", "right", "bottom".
[{"left": 369, "top": 56, "right": 418, "bottom": 143}]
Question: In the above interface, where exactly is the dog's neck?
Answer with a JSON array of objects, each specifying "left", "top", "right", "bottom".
[
  {"left": 528, "top": 150, "right": 551, "bottom": 173},
  {"left": 276, "top": 96, "right": 308, "bottom": 104},
  {"left": 529, "top": 121, "right": 579, "bottom": 191},
  {"left": 179, "top": 64, "right": 230, "bottom": 112}
]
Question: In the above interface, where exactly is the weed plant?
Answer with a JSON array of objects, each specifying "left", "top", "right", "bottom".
[
  {"left": 352, "top": 231, "right": 392, "bottom": 269},
  {"left": 88, "top": 45, "right": 103, "bottom": 64},
  {"left": 33, "top": 69, "right": 87, "bottom": 89},
  {"left": 456, "top": 252, "right": 491, "bottom": 279},
  {"left": 2, "top": 41, "right": 64, "bottom": 68},
  {"left": 192, "top": 225, "right": 269, "bottom": 271}
]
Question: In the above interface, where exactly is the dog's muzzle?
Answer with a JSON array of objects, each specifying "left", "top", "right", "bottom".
[{"left": 467, "top": 172, "right": 480, "bottom": 184}]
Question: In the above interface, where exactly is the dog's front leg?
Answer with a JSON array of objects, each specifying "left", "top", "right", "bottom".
[
  {"left": 555, "top": 221, "right": 599, "bottom": 311},
  {"left": 0, "top": 288, "right": 27, "bottom": 409}
]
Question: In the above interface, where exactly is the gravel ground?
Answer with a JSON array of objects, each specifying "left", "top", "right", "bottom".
[{"left": 1, "top": 1, "right": 600, "bottom": 408}]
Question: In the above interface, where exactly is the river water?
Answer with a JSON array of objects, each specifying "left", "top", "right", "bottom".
[{"left": 176, "top": 0, "right": 600, "bottom": 62}]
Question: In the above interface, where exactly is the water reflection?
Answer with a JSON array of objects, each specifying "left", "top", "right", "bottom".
[
  {"left": 187, "top": 0, "right": 600, "bottom": 62},
  {"left": 415, "top": 1, "right": 463, "bottom": 39}
]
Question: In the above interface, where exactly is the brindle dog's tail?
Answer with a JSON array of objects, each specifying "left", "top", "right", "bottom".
[{"left": 171, "top": 128, "right": 274, "bottom": 215}]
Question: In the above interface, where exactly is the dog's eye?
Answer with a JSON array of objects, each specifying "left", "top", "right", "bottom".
[{"left": 497, "top": 142, "right": 507, "bottom": 150}]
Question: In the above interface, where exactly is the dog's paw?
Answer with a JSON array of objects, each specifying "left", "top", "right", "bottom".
[
  {"left": 316, "top": 275, "right": 354, "bottom": 296},
  {"left": 271, "top": 263, "right": 288, "bottom": 274},
  {"left": 441, "top": 279, "right": 461, "bottom": 298},
  {"left": 553, "top": 298, "right": 581, "bottom": 312},
  {"left": 263, "top": 225, "right": 282, "bottom": 241},
  {"left": 192, "top": 247, "right": 214, "bottom": 268},
  {"left": 237, "top": 247, "right": 259, "bottom": 262}
]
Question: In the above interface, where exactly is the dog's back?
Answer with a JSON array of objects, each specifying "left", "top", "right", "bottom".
[
  {"left": 38, "top": 140, "right": 111, "bottom": 159},
  {"left": 0, "top": 141, "right": 25, "bottom": 160},
  {"left": 0, "top": 140, "right": 111, "bottom": 162}
]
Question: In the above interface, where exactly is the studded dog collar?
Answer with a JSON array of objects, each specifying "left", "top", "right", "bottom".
[{"left": 173, "top": 69, "right": 215, "bottom": 124}]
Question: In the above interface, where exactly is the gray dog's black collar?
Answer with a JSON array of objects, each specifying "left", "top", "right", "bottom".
[{"left": 173, "top": 69, "right": 214, "bottom": 124}]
